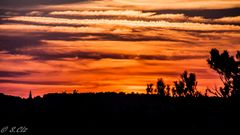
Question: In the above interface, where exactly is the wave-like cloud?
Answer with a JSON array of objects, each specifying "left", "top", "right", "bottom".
[
  {"left": 49, "top": 10, "right": 189, "bottom": 22},
  {"left": 5, "top": 16, "right": 240, "bottom": 31},
  {"left": 112, "top": 0, "right": 240, "bottom": 10},
  {"left": 0, "top": 24, "right": 106, "bottom": 33},
  {"left": 214, "top": 16, "right": 240, "bottom": 23},
  {"left": 42, "top": 0, "right": 240, "bottom": 11},
  {"left": 25, "top": 50, "right": 207, "bottom": 61},
  {"left": 49, "top": 10, "right": 240, "bottom": 24},
  {"left": 49, "top": 10, "right": 155, "bottom": 17}
]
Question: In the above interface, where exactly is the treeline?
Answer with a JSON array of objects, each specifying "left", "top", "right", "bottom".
[
  {"left": 146, "top": 48, "right": 240, "bottom": 98},
  {"left": 1, "top": 90, "right": 240, "bottom": 134}
]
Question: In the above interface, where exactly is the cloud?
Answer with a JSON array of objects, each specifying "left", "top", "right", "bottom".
[
  {"left": 0, "top": 24, "right": 106, "bottom": 34},
  {"left": 150, "top": 8, "right": 240, "bottom": 19},
  {"left": 46, "top": 10, "right": 240, "bottom": 25},
  {"left": 42, "top": 0, "right": 240, "bottom": 11},
  {"left": 0, "top": 71, "right": 31, "bottom": 77},
  {"left": 3, "top": 11, "right": 19, "bottom": 16},
  {"left": 48, "top": 10, "right": 225, "bottom": 24},
  {"left": 0, "top": 25, "right": 191, "bottom": 56},
  {"left": 214, "top": 16, "right": 240, "bottom": 24},
  {"left": 111, "top": 0, "right": 240, "bottom": 10},
  {"left": 188, "top": 16, "right": 210, "bottom": 23},
  {"left": 49, "top": 10, "right": 156, "bottom": 17},
  {"left": 0, "top": 35, "right": 44, "bottom": 54},
  {"left": 48, "top": 10, "right": 189, "bottom": 22},
  {"left": 0, "top": 79, "right": 78, "bottom": 85},
  {"left": 150, "top": 13, "right": 186, "bottom": 20},
  {"left": 69, "top": 67, "right": 181, "bottom": 77},
  {"left": 26, "top": 11, "right": 44, "bottom": 16},
  {"left": 26, "top": 50, "right": 207, "bottom": 61},
  {"left": 5, "top": 16, "right": 240, "bottom": 31},
  {"left": 0, "top": 0, "right": 92, "bottom": 8}
]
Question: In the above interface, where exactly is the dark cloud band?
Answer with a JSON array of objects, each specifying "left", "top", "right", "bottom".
[
  {"left": 28, "top": 50, "right": 207, "bottom": 61},
  {"left": 0, "top": 71, "right": 31, "bottom": 77},
  {"left": 0, "top": 0, "right": 92, "bottom": 7},
  {"left": 0, "top": 79, "right": 77, "bottom": 85},
  {"left": 150, "top": 8, "right": 240, "bottom": 19}
]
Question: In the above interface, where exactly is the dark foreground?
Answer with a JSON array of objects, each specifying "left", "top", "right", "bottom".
[{"left": 0, "top": 92, "right": 240, "bottom": 134}]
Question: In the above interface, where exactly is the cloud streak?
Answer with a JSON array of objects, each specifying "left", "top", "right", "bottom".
[
  {"left": 49, "top": 10, "right": 240, "bottom": 25},
  {"left": 42, "top": 0, "right": 240, "bottom": 11},
  {"left": 0, "top": 71, "right": 31, "bottom": 77},
  {"left": 49, "top": 10, "right": 155, "bottom": 17},
  {"left": 0, "top": 79, "right": 78, "bottom": 85},
  {"left": 214, "top": 16, "right": 240, "bottom": 24},
  {"left": 5, "top": 16, "right": 240, "bottom": 31},
  {"left": 0, "top": 0, "right": 92, "bottom": 8},
  {"left": 111, "top": 0, "right": 240, "bottom": 10},
  {"left": 28, "top": 50, "right": 207, "bottom": 61}
]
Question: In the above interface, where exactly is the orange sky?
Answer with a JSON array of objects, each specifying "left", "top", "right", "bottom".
[{"left": 0, "top": 0, "right": 240, "bottom": 97}]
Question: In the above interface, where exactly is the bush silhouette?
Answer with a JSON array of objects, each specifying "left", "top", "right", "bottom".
[
  {"left": 146, "top": 83, "right": 154, "bottom": 94},
  {"left": 147, "top": 71, "right": 198, "bottom": 97},
  {"left": 166, "top": 85, "right": 171, "bottom": 97},
  {"left": 173, "top": 80, "right": 185, "bottom": 97},
  {"left": 173, "top": 71, "right": 198, "bottom": 97}
]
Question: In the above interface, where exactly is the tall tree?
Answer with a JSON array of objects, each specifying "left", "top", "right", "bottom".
[
  {"left": 207, "top": 49, "right": 240, "bottom": 97},
  {"left": 156, "top": 78, "right": 166, "bottom": 96}
]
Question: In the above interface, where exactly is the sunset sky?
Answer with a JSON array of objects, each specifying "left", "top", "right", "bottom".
[{"left": 0, "top": 0, "right": 240, "bottom": 97}]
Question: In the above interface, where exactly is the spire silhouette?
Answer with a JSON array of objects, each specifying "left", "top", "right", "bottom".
[{"left": 28, "top": 90, "right": 32, "bottom": 100}]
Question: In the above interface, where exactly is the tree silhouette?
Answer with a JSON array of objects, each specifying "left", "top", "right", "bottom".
[
  {"left": 156, "top": 78, "right": 166, "bottom": 96},
  {"left": 166, "top": 85, "right": 171, "bottom": 97},
  {"left": 73, "top": 89, "right": 78, "bottom": 94},
  {"left": 173, "top": 71, "right": 198, "bottom": 97},
  {"left": 146, "top": 83, "right": 153, "bottom": 94},
  {"left": 173, "top": 80, "right": 185, "bottom": 97},
  {"left": 207, "top": 48, "right": 240, "bottom": 97},
  {"left": 171, "top": 87, "right": 177, "bottom": 97},
  {"left": 182, "top": 71, "right": 198, "bottom": 96}
]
